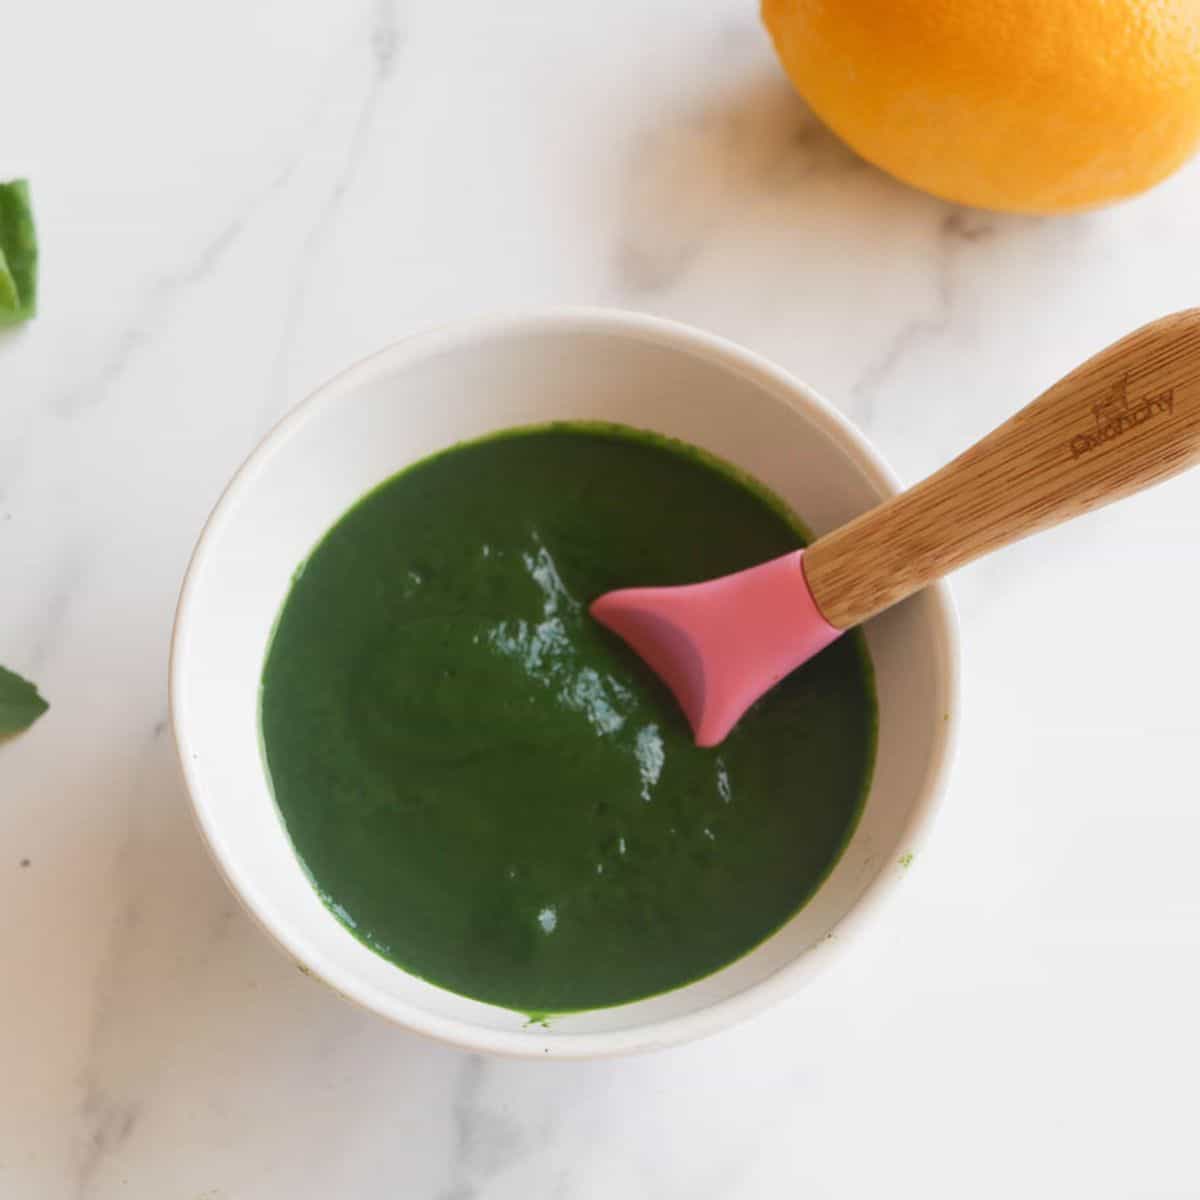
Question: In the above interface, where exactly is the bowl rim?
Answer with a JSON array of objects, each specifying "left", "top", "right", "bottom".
[{"left": 169, "top": 306, "right": 961, "bottom": 1059}]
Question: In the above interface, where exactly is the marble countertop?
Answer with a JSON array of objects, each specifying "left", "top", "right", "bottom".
[{"left": 4, "top": 1, "right": 1200, "bottom": 1196}]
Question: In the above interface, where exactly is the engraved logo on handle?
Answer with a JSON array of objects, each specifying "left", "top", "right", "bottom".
[{"left": 1069, "top": 374, "right": 1175, "bottom": 459}]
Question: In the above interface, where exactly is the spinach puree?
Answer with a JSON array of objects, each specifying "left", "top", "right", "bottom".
[{"left": 260, "top": 424, "right": 876, "bottom": 1013}]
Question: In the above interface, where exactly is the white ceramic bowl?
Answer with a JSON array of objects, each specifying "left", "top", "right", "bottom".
[{"left": 170, "top": 309, "right": 958, "bottom": 1058}]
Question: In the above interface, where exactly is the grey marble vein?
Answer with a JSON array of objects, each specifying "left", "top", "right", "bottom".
[
  {"left": 369, "top": 0, "right": 404, "bottom": 77},
  {"left": 849, "top": 207, "right": 999, "bottom": 425},
  {"left": 23, "top": 536, "right": 88, "bottom": 675},
  {"left": 263, "top": 0, "right": 406, "bottom": 426},
  {"left": 615, "top": 59, "right": 862, "bottom": 296},
  {"left": 75, "top": 1062, "right": 140, "bottom": 1196},
  {"left": 69, "top": 732, "right": 239, "bottom": 1198},
  {"left": 53, "top": 192, "right": 274, "bottom": 420},
  {"left": 436, "top": 1056, "right": 528, "bottom": 1200},
  {"left": 70, "top": 747, "right": 188, "bottom": 1195},
  {"left": 50, "top": 77, "right": 345, "bottom": 423},
  {"left": 73, "top": 891, "right": 143, "bottom": 1199}
]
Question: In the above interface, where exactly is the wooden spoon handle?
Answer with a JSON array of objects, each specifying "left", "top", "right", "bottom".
[{"left": 804, "top": 309, "right": 1200, "bottom": 630}]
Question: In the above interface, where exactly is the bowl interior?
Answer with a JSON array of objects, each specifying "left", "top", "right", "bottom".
[{"left": 172, "top": 312, "right": 956, "bottom": 1056}]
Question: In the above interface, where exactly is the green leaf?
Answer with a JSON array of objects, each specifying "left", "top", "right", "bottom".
[
  {"left": 0, "top": 246, "right": 18, "bottom": 312},
  {"left": 0, "top": 179, "right": 38, "bottom": 326},
  {"left": 0, "top": 665, "right": 48, "bottom": 736}
]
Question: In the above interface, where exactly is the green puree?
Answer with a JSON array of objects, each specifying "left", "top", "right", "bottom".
[{"left": 261, "top": 424, "right": 877, "bottom": 1013}]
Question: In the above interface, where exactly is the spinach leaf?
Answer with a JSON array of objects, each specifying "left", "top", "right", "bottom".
[
  {"left": 0, "top": 180, "right": 37, "bottom": 326},
  {"left": 0, "top": 665, "right": 48, "bottom": 735}
]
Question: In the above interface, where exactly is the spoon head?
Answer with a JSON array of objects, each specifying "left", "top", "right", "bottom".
[{"left": 590, "top": 550, "right": 842, "bottom": 747}]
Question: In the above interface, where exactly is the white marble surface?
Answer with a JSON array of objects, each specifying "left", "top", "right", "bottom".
[{"left": 4, "top": 1, "right": 1200, "bottom": 1196}]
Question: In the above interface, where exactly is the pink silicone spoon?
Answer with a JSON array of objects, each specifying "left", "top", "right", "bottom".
[{"left": 592, "top": 309, "right": 1200, "bottom": 746}]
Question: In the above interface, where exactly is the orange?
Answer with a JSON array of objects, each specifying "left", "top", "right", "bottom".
[{"left": 762, "top": 0, "right": 1200, "bottom": 212}]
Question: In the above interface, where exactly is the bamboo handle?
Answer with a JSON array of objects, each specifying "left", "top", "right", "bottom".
[{"left": 803, "top": 309, "right": 1200, "bottom": 630}]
